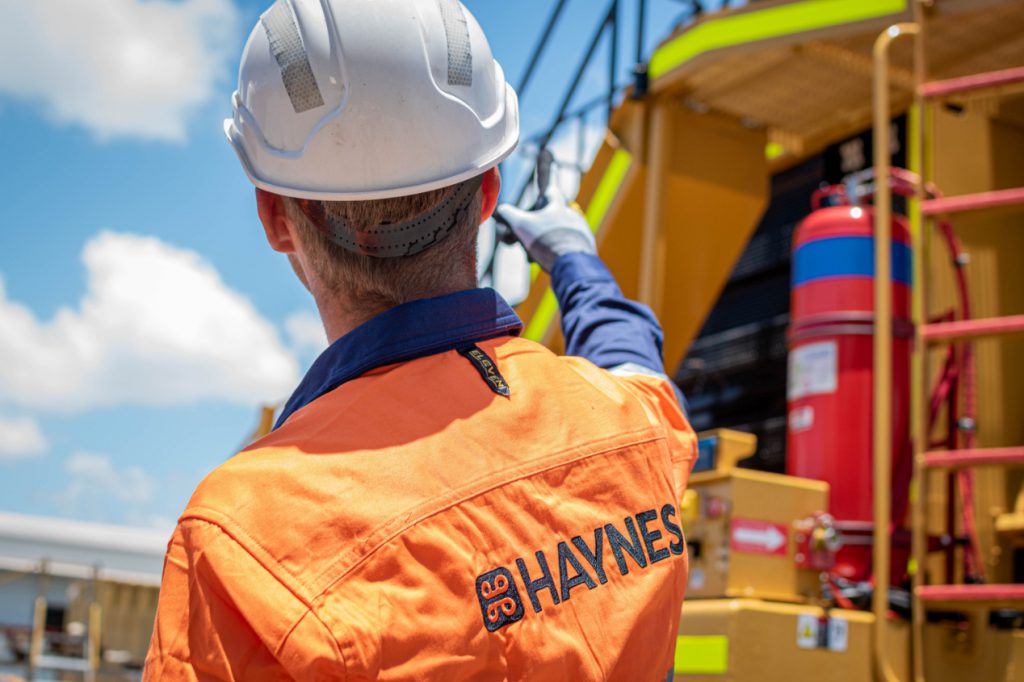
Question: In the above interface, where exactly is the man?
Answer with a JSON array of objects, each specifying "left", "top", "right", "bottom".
[{"left": 144, "top": 0, "right": 696, "bottom": 679}]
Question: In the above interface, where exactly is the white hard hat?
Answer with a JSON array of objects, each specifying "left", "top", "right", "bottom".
[{"left": 225, "top": 0, "right": 520, "bottom": 201}]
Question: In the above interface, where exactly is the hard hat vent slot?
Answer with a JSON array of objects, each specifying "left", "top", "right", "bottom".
[
  {"left": 437, "top": 0, "right": 473, "bottom": 87},
  {"left": 261, "top": 0, "right": 325, "bottom": 114}
]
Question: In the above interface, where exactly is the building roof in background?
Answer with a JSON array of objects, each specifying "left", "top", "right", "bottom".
[{"left": 0, "top": 512, "right": 168, "bottom": 586}]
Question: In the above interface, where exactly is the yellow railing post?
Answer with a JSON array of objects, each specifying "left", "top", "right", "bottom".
[
  {"left": 28, "top": 595, "right": 46, "bottom": 680},
  {"left": 638, "top": 97, "right": 670, "bottom": 312},
  {"left": 907, "top": 5, "right": 929, "bottom": 682},
  {"left": 87, "top": 601, "right": 102, "bottom": 682},
  {"left": 874, "top": 21, "right": 921, "bottom": 682}
]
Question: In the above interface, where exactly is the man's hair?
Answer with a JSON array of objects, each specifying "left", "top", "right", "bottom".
[{"left": 283, "top": 177, "right": 483, "bottom": 315}]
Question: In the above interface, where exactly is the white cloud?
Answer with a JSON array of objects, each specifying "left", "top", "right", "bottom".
[
  {"left": 64, "top": 452, "right": 156, "bottom": 506},
  {"left": 0, "top": 231, "right": 299, "bottom": 411},
  {"left": 0, "top": 415, "right": 48, "bottom": 461},
  {"left": 0, "top": 0, "right": 238, "bottom": 141},
  {"left": 285, "top": 310, "right": 328, "bottom": 355}
]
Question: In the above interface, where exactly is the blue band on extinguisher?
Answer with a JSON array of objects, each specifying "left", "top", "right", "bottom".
[{"left": 792, "top": 236, "right": 912, "bottom": 288}]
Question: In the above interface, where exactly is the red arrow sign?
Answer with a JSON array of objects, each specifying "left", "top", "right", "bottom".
[{"left": 730, "top": 518, "right": 788, "bottom": 556}]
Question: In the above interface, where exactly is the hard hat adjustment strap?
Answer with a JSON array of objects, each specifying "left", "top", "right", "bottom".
[{"left": 297, "top": 175, "right": 484, "bottom": 258}]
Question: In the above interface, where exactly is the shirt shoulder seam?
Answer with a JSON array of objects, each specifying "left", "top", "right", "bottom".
[
  {"left": 302, "top": 425, "right": 666, "bottom": 599},
  {"left": 179, "top": 516, "right": 315, "bottom": 614},
  {"left": 176, "top": 517, "right": 348, "bottom": 673}
]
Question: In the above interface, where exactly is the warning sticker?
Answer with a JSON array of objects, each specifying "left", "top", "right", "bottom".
[
  {"left": 788, "top": 341, "right": 838, "bottom": 400},
  {"left": 730, "top": 518, "right": 788, "bottom": 556},
  {"left": 827, "top": 617, "right": 849, "bottom": 652},
  {"left": 796, "top": 614, "right": 819, "bottom": 649}
]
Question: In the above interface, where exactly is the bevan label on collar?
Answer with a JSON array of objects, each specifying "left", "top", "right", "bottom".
[
  {"left": 475, "top": 504, "right": 685, "bottom": 632},
  {"left": 458, "top": 345, "right": 511, "bottom": 397}
]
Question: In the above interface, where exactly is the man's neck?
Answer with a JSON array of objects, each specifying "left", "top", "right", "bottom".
[
  {"left": 314, "top": 284, "right": 477, "bottom": 345},
  {"left": 316, "top": 297, "right": 382, "bottom": 345}
]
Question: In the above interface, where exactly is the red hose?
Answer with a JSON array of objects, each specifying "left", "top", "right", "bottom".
[
  {"left": 889, "top": 168, "right": 985, "bottom": 582},
  {"left": 827, "top": 575, "right": 858, "bottom": 610},
  {"left": 936, "top": 218, "right": 985, "bottom": 582}
]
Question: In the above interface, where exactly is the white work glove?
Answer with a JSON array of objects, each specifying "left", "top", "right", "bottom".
[{"left": 495, "top": 184, "right": 596, "bottom": 273}]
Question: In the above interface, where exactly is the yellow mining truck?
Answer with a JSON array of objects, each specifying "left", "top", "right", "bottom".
[{"left": 508, "top": 0, "right": 1024, "bottom": 679}]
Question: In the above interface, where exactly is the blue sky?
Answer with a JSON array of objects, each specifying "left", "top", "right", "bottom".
[{"left": 0, "top": 0, "right": 712, "bottom": 530}]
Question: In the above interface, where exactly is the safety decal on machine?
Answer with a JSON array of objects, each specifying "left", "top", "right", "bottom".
[
  {"left": 796, "top": 614, "right": 819, "bottom": 649},
  {"left": 796, "top": 614, "right": 849, "bottom": 652},
  {"left": 729, "top": 518, "right": 788, "bottom": 556},
  {"left": 827, "top": 617, "right": 849, "bottom": 652},
  {"left": 788, "top": 340, "right": 838, "bottom": 400}
]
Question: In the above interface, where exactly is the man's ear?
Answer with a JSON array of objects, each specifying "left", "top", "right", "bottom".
[
  {"left": 479, "top": 166, "right": 501, "bottom": 223},
  {"left": 256, "top": 188, "right": 298, "bottom": 253}
]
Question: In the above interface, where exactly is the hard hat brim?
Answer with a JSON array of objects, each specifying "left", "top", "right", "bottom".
[{"left": 224, "top": 87, "right": 520, "bottom": 202}]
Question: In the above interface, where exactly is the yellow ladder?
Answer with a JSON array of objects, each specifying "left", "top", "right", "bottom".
[{"left": 872, "top": 5, "right": 1024, "bottom": 680}]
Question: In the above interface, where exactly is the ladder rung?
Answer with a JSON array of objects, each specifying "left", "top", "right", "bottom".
[
  {"left": 995, "top": 513, "right": 1024, "bottom": 536},
  {"left": 921, "top": 187, "right": 1024, "bottom": 216},
  {"left": 924, "top": 448, "right": 1024, "bottom": 469},
  {"left": 33, "top": 654, "right": 92, "bottom": 672},
  {"left": 918, "top": 584, "right": 1024, "bottom": 609},
  {"left": 920, "top": 66, "right": 1024, "bottom": 99},
  {"left": 923, "top": 316, "right": 1024, "bottom": 343}
]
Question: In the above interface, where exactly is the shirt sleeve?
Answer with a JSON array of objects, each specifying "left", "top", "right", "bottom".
[
  {"left": 143, "top": 518, "right": 345, "bottom": 681},
  {"left": 550, "top": 252, "right": 688, "bottom": 413},
  {"left": 614, "top": 371, "right": 699, "bottom": 497}
]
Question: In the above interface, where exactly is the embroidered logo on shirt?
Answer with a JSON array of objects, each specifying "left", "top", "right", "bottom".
[
  {"left": 458, "top": 345, "right": 511, "bottom": 397},
  {"left": 474, "top": 504, "right": 685, "bottom": 632},
  {"left": 475, "top": 567, "right": 524, "bottom": 631}
]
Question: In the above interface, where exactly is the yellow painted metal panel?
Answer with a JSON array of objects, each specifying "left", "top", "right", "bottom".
[
  {"left": 586, "top": 149, "right": 634, "bottom": 228},
  {"left": 519, "top": 107, "right": 767, "bottom": 368},
  {"left": 522, "top": 289, "right": 558, "bottom": 342},
  {"left": 676, "top": 635, "right": 729, "bottom": 675},
  {"left": 677, "top": 600, "right": 883, "bottom": 682},
  {"left": 650, "top": 108, "right": 768, "bottom": 370},
  {"left": 685, "top": 468, "right": 828, "bottom": 602},
  {"left": 649, "top": 0, "right": 908, "bottom": 81}
]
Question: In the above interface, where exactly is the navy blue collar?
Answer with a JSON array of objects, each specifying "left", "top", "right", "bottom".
[{"left": 275, "top": 288, "right": 522, "bottom": 429}]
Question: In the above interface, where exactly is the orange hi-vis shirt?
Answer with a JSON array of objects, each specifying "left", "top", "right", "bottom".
[{"left": 145, "top": 256, "right": 696, "bottom": 681}]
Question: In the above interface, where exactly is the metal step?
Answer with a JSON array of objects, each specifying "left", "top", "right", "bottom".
[
  {"left": 924, "top": 447, "right": 1024, "bottom": 469},
  {"left": 920, "top": 66, "right": 1024, "bottom": 99},
  {"left": 921, "top": 187, "right": 1024, "bottom": 216},
  {"left": 995, "top": 512, "right": 1024, "bottom": 536},
  {"left": 923, "top": 315, "right": 1024, "bottom": 344},
  {"left": 918, "top": 584, "right": 1024, "bottom": 609},
  {"left": 33, "top": 654, "right": 92, "bottom": 672}
]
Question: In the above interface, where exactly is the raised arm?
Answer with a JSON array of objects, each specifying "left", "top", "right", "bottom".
[
  {"left": 550, "top": 251, "right": 664, "bottom": 373},
  {"left": 495, "top": 180, "right": 686, "bottom": 411}
]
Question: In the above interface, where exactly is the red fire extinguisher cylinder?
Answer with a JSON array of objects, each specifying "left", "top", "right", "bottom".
[{"left": 787, "top": 203, "right": 913, "bottom": 583}]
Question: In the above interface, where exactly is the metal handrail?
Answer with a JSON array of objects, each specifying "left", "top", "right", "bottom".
[
  {"left": 519, "top": 85, "right": 629, "bottom": 153},
  {"left": 505, "top": 0, "right": 706, "bottom": 205},
  {"left": 873, "top": 19, "right": 922, "bottom": 682},
  {"left": 513, "top": 0, "right": 620, "bottom": 205}
]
